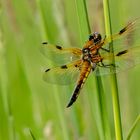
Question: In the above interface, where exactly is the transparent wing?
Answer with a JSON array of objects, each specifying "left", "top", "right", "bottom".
[
  {"left": 95, "top": 46, "right": 140, "bottom": 75},
  {"left": 41, "top": 42, "right": 82, "bottom": 64},
  {"left": 95, "top": 18, "right": 140, "bottom": 75},
  {"left": 43, "top": 60, "right": 82, "bottom": 85},
  {"left": 102, "top": 18, "right": 140, "bottom": 48}
]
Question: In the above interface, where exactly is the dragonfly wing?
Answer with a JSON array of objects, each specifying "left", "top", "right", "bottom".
[
  {"left": 101, "top": 18, "right": 140, "bottom": 54},
  {"left": 41, "top": 42, "right": 82, "bottom": 64},
  {"left": 114, "top": 47, "right": 140, "bottom": 70},
  {"left": 43, "top": 60, "right": 82, "bottom": 85},
  {"left": 95, "top": 46, "right": 140, "bottom": 75},
  {"left": 103, "top": 18, "right": 140, "bottom": 45}
]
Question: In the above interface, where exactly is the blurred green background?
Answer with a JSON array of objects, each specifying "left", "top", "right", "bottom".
[{"left": 0, "top": 0, "right": 140, "bottom": 140}]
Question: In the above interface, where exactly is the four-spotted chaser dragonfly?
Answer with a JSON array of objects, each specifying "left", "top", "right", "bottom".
[{"left": 41, "top": 18, "right": 140, "bottom": 107}]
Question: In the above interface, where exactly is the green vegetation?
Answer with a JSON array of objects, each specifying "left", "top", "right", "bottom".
[
  {"left": 0, "top": 0, "right": 140, "bottom": 139},
  {"left": 103, "top": 0, "right": 123, "bottom": 139}
]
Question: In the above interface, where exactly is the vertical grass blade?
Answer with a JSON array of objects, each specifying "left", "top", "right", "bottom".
[
  {"left": 74, "top": 0, "right": 90, "bottom": 43},
  {"left": 103, "top": 0, "right": 123, "bottom": 140},
  {"left": 75, "top": 0, "right": 111, "bottom": 140}
]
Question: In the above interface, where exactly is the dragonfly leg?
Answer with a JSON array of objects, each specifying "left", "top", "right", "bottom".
[
  {"left": 101, "top": 36, "right": 110, "bottom": 52},
  {"left": 98, "top": 62, "right": 116, "bottom": 68},
  {"left": 101, "top": 47, "right": 110, "bottom": 52},
  {"left": 103, "top": 35, "right": 106, "bottom": 41}
]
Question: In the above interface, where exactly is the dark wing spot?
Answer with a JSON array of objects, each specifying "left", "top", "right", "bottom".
[
  {"left": 75, "top": 64, "right": 78, "bottom": 67},
  {"left": 56, "top": 45, "right": 62, "bottom": 50},
  {"left": 42, "top": 42, "right": 48, "bottom": 44},
  {"left": 45, "top": 68, "right": 50, "bottom": 72},
  {"left": 116, "top": 50, "right": 128, "bottom": 56},
  {"left": 119, "top": 27, "right": 127, "bottom": 35},
  {"left": 61, "top": 65, "right": 68, "bottom": 69}
]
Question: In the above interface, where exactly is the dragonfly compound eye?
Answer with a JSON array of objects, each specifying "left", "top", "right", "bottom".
[
  {"left": 89, "top": 32, "right": 102, "bottom": 44},
  {"left": 89, "top": 35, "right": 94, "bottom": 41}
]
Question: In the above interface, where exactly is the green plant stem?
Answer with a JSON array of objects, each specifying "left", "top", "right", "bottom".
[
  {"left": 74, "top": 0, "right": 90, "bottom": 44},
  {"left": 95, "top": 76, "right": 112, "bottom": 140},
  {"left": 126, "top": 115, "right": 140, "bottom": 140},
  {"left": 103, "top": 0, "right": 123, "bottom": 140},
  {"left": 75, "top": 0, "right": 111, "bottom": 139}
]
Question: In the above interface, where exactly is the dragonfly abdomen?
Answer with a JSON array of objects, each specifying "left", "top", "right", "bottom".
[{"left": 67, "top": 61, "right": 91, "bottom": 107}]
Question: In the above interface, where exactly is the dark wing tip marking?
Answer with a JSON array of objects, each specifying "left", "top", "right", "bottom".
[
  {"left": 116, "top": 50, "right": 128, "bottom": 56},
  {"left": 42, "top": 42, "right": 48, "bottom": 44},
  {"left": 45, "top": 68, "right": 50, "bottom": 72},
  {"left": 61, "top": 65, "right": 68, "bottom": 69},
  {"left": 119, "top": 27, "right": 127, "bottom": 35},
  {"left": 56, "top": 45, "right": 62, "bottom": 50}
]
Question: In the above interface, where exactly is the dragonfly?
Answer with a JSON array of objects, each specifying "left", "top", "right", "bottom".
[{"left": 41, "top": 18, "right": 140, "bottom": 108}]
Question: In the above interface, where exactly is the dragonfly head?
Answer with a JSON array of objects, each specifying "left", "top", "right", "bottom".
[{"left": 89, "top": 32, "right": 102, "bottom": 44}]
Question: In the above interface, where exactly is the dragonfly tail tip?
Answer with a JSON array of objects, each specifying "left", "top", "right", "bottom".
[{"left": 66, "top": 101, "right": 73, "bottom": 108}]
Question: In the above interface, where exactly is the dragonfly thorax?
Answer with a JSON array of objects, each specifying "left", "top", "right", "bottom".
[{"left": 82, "top": 48, "right": 92, "bottom": 61}]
